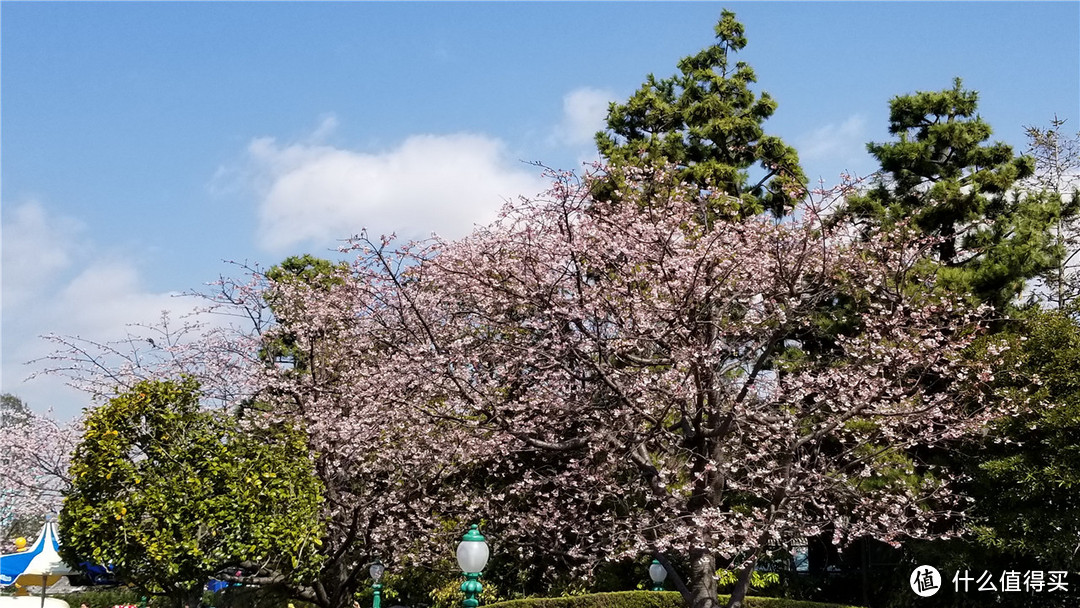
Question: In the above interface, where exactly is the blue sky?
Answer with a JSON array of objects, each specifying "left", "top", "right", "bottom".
[{"left": 3, "top": 2, "right": 1078, "bottom": 419}]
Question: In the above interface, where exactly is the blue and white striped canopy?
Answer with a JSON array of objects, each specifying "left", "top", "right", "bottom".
[{"left": 0, "top": 522, "right": 74, "bottom": 588}]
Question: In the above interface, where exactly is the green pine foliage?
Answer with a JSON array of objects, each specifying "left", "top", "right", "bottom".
[
  {"left": 0, "top": 393, "right": 33, "bottom": 428},
  {"left": 838, "top": 78, "right": 1067, "bottom": 310},
  {"left": 886, "top": 307, "right": 1080, "bottom": 608},
  {"left": 59, "top": 378, "right": 325, "bottom": 608},
  {"left": 595, "top": 10, "right": 806, "bottom": 218},
  {"left": 260, "top": 255, "right": 351, "bottom": 373},
  {"left": 265, "top": 254, "right": 349, "bottom": 292}
]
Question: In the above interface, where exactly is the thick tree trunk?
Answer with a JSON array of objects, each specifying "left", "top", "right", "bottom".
[
  {"left": 687, "top": 548, "right": 722, "bottom": 608},
  {"left": 320, "top": 562, "right": 357, "bottom": 608},
  {"left": 725, "top": 556, "right": 759, "bottom": 608}
]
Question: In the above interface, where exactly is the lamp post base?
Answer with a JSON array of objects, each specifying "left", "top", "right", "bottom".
[{"left": 461, "top": 572, "right": 482, "bottom": 608}]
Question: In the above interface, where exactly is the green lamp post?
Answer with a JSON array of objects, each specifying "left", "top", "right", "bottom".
[
  {"left": 648, "top": 559, "right": 667, "bottom": 591},
  {"left": 456, "top": 525, "right": 490, "bottom": 608},
  {"left": 369, "top": 559, "right": 385, "bottom": 608}
]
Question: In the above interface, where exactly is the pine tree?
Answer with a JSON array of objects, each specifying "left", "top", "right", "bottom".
[
  {"left": 840, "top": 78, "right": 1064, "bottom": 310},
  {"left": 595, "top": 10, "right": 806, "bottom": 218}
]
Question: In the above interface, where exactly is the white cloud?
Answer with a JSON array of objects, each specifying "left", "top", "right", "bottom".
[
  {"left": 244, "top": 131, "right": 549, "bottom": 253},
  {"left": 3, "top": 256, "right": 194, "bottom": 419},
  {"left": 796, "top": 115, "right": 873, "bottom": 180},
  {"left": 1, "top": 200, "right": 86, "bottom": 310},
  {"left": 54, "top": 261, "right": 187, "bottom": 338},
  {"left": 551, "top": 87, "right": 617, "bottom": 147},
  {"left": 1, "top": 201, "right": 202, "bottom": 419},
  {"left": 308, "top": 114, "right": 339, "bottom": 143}
]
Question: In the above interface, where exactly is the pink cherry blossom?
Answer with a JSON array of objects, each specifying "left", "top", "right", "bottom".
[{"left": 39, "top": 166, "right": 1005, "bottom": 608}]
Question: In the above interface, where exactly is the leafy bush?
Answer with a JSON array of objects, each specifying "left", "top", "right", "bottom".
[
  {"left": 484, "top": 590, "right": 862, "bottom": 608},
  {"left": 56, "top": 588, "right": 288, "bottom": 608},
  {"left": 56, "top": 589, "right": 147, "bottom": 608},
  {"left": 54, "top": 589, "right": 224, "bottom": 608},
  {"left": 213, "top": 585, "right": 317, "bottom": 608}
]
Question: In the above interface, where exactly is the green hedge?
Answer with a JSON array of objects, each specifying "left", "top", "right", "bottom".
[
  {"left": 56, "top": 588, "right": 862, "bottom": 608},
  {"left": 485, "top": 590, "right": 863, "bottom": 608},
  {"left": 54, "top": 589, "right": 218, "bottom": 608},
  {"left": 55, "top": 589, "right": 146, "bottom": 608}
]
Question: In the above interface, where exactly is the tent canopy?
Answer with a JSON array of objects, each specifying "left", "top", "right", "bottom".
[{"left": 0, "top": 522, "right": 74, "bottom": 588}]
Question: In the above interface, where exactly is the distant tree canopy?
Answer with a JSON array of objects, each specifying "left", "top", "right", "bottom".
[
  {"left": 265, "top": 254, "right": 349, "bottom": 291},
  {"left": 259, "top": 254, "right": 350, "bottom": 373},
  {"left": 1024, "top": 117, "right": 1080, "bottom": 307},
  {"left": 0, "top": 393, "right": 33, "bottom": 428},
  {"left": 595, "top": 10, "right": 806, "bottom": 218}
]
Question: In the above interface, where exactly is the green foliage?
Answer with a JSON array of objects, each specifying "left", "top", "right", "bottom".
[
  {"left": 839, "top": 78, "right": 1066, "bottom": 310},
  {"left": 60, "top": 378, "right": 325, "bottom": 608},
  {"left": 0, "top": 393, "right": 32, "bottom": 428},
  {"left": 265, "top": 255, "right": 349, "bottom": 291},
  {"left": 424, "top": 572, "right": 503, "bottom": 608},
  {"left": 968, "top": 306, "right": 1080, "bottom": 568},
  {"left": 56, "top": 589, "right": 218, "bottom": 608},
  {"left": 715, "top": 570, "right": 779, "bottom": 592},
  {"left": 260, "top": 255, "right": 351, "bottom": 374},
  {"left": 212, "top": 585, "right": 318, "bottom": 608},
  {"left": 57, "top": 588, "right": 318, "bottom": 608},
  {"left": 882, "top": 307, "right": 1080, "bottom": 608},
  {"left": 56, "top": 589, "right": 292, "bottom": 608},
  {"left": 485, "top": 591, "right": 862, "bottom": 608},
  {"left": 595, "top": 10, "right": 806, "bottom": 218},
  {"left": 57, "top": 588, "right": 157, "bottom": 608}
]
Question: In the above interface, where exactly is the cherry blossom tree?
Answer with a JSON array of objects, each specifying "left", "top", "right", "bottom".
[
  {"left": 38, "top": 166, "right": 1003, "bottom": 608},
  {"left": 0, "top": 405, "right": 79, "bottom": 542},
  {"left": 328, "top": 166, "right": 1002, "bottom": 608},
  {"left": 247, "top": 240, "right": 498, "bottom": 608},
  {"left": 41, "top": 258, "right": 490, "bottom": 608}
]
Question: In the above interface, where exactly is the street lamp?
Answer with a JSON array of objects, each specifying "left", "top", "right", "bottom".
[
  {"left": 648, "top": 559, "right": 667, "bottom": 591},
  {"left": 456, "top": 525, "right": 490, "bottom": 608},
  {"left": 369, "top": 559, "right": 385, "bottom": 608}
]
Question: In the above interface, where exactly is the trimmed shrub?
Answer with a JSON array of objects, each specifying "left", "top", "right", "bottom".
[
  {"left": 54, "top": 590, "right": 219, "bottom": 608},
  {"left": 55, "top": 589, "right": 146, "bottom": 608},
  {"left": 485, "top": 591, "right": 862, "bottom": 608}
]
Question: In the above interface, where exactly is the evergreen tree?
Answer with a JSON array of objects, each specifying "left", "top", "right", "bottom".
[
  {"left": 835, "top": 92, "right": 1080, "bottom": 606},
  {"left": 1024, "top": 117, "right": 1080, "bottom": 307},
  {"left": 839, "top": 78, "right": 1065, "bottom": 310},
  {"left": 261, "top": 254, "right": 349, "bottom": 372},
  {"left": 887, "top": 309, "right": 1080, "bottom": 608},
  {"left": 972, "top": 307, "right": 1080, "bottom": 572},
  {"left": 0, "top": 393, "right": 32, "bottom": 428},
  {"left": 595, "top": 10, "right": 806, "bottom": 218}
]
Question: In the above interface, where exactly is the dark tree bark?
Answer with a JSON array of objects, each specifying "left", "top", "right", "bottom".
[
  {"left": 726, "top": 556, "right": 759, "bottom": 608},
  {"left": 687, "top": 548, "right": 722, "bottom": 608}
]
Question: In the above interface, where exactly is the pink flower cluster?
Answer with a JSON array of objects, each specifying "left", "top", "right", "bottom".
[{"left": 38, "top": 165, "right": 1006, "bottom": 599}]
